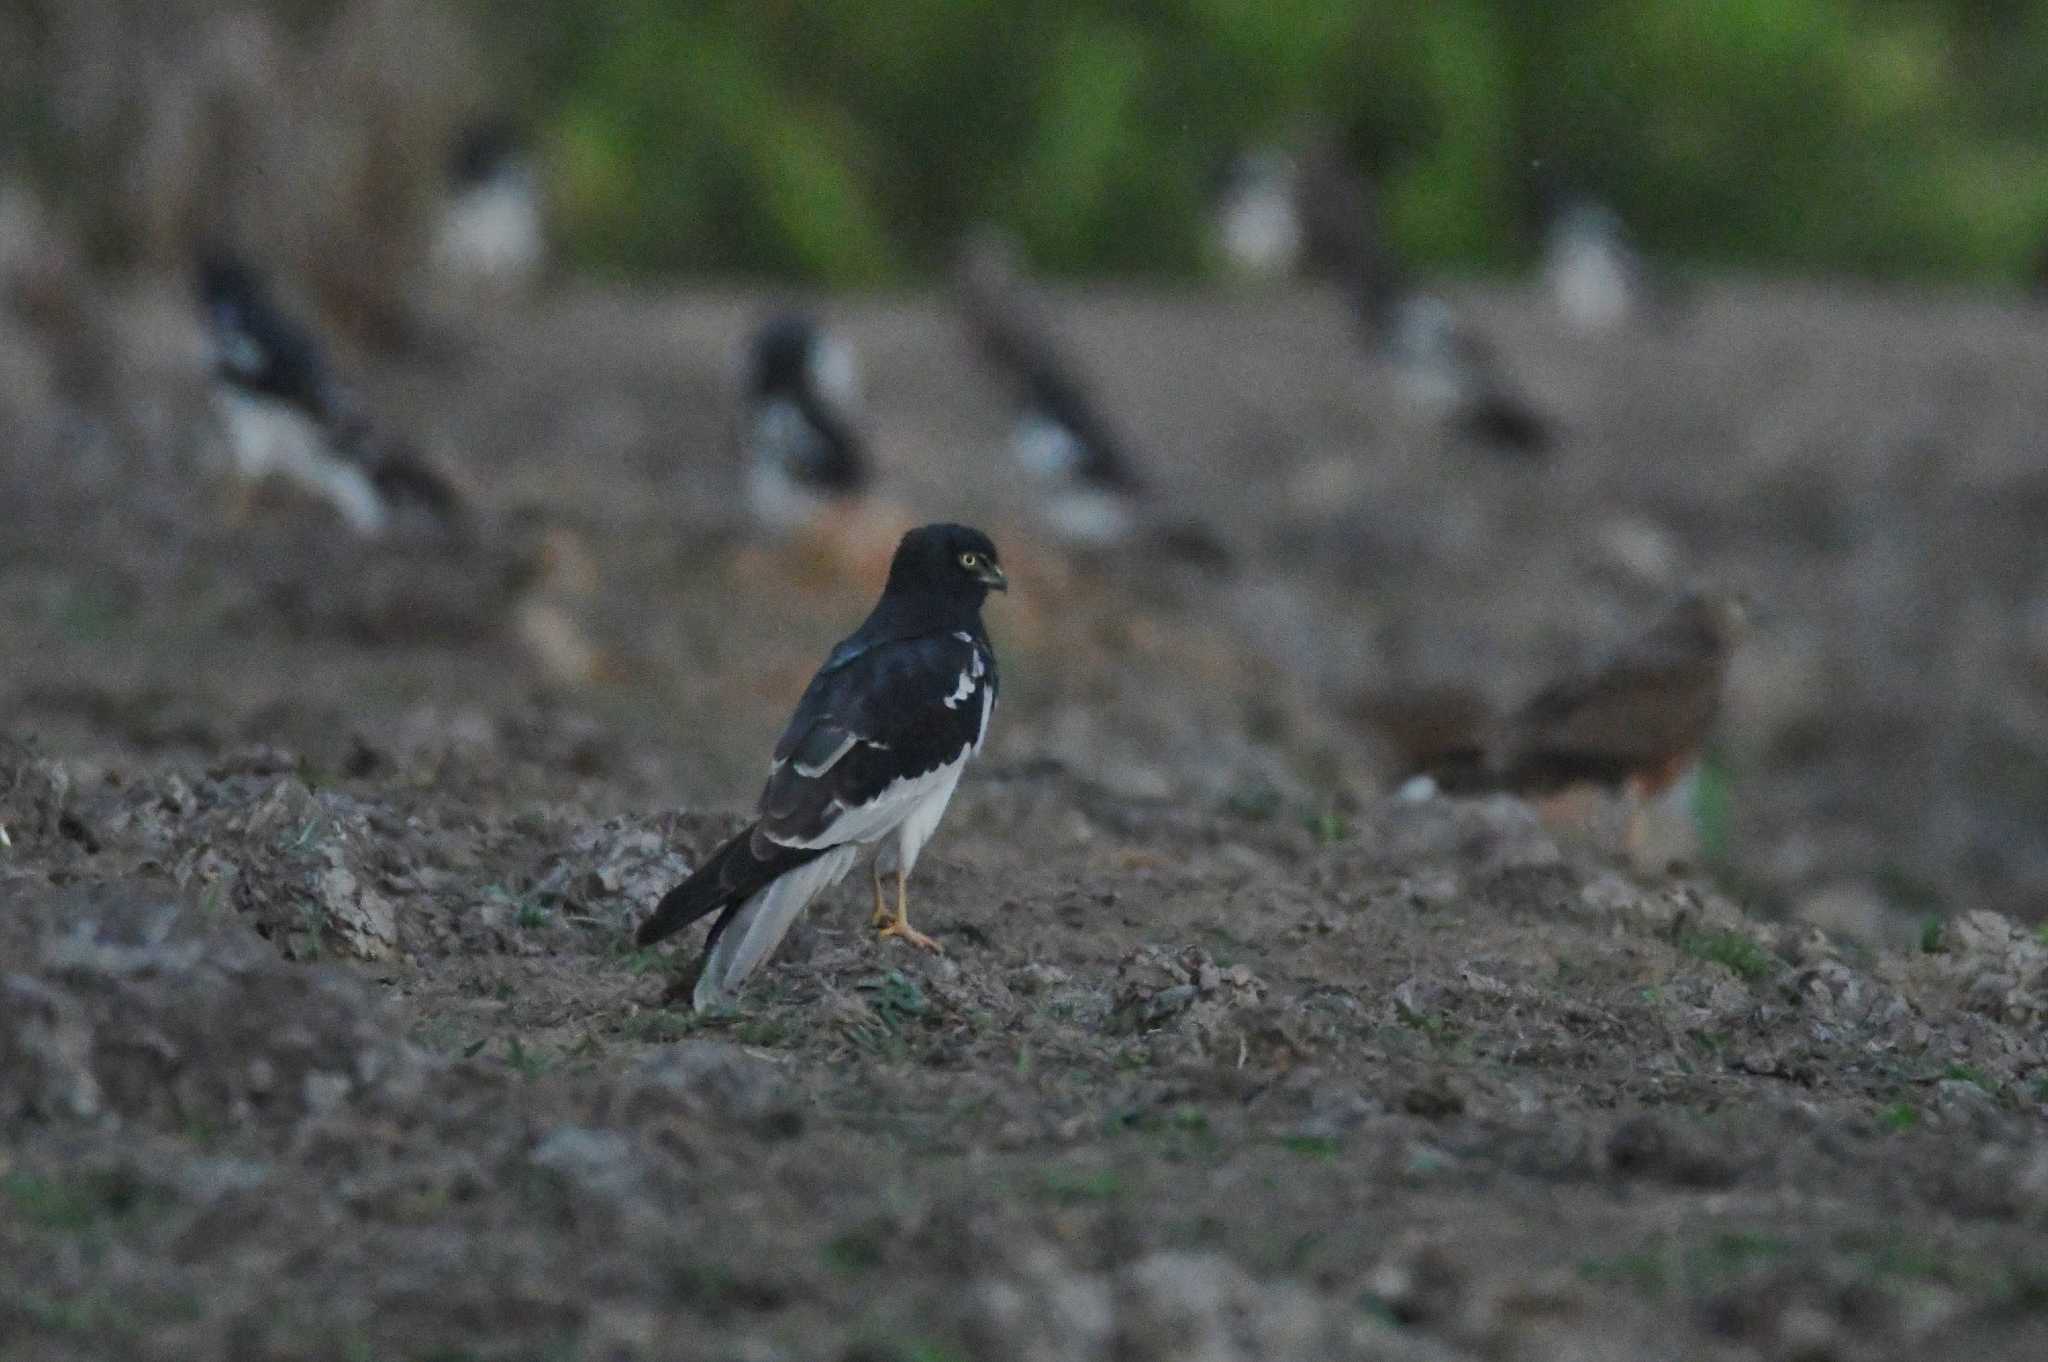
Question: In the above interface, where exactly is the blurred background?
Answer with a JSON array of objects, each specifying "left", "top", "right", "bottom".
[
  {"left": 7, "top": 0, "right": 2048, "bottom": 946},
  {"left": 13, "top": 0, "right": 2048, "bottom": 286}
]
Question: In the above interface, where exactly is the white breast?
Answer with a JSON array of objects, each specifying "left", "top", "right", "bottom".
[{"left": 215, "top": 389, "right": 388, "bottom": 536}]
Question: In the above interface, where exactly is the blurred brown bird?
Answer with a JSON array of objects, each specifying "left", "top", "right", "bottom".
[
  {"left": 1362, "top": 591, "right": 1752, "bottom": 836},
  {"left": 1498, "top": 590, "right": 1752, "bottom": 801}
]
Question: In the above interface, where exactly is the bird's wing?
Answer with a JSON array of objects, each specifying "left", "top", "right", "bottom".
[
  {"left": 210, "top": 294, "right": 342, "bottom": 422},
  {"left": 1022, "top": 370, "right": 1144, "bottom": 493},
  {"left": 1508, "top": 640, "right": 1721, "bottom": 781},
  {"left": 756, "top": 394, "right": 864, "bottom": 490},
  {"left": 756, "top": 629, "right": 996, "bottom": 851}
]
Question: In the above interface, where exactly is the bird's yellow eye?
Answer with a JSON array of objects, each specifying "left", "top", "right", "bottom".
[{"left": 959, "top": 551, "right": 981, "bottom": 569}]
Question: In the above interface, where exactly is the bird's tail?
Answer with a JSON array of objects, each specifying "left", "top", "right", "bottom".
[
  {"left": 369, "top": 450, "right": 467, "bottom": 530},
  {"left": 1462, "top": 392, "right": 1552, "bottom": 456},
  {"left": 689, "top": 844, "right": 860, "bottom": 1010},
  {"left": 635, "top": 823, "right": 819, "bottom": 948},
  {"left": 1351, "top": 685, "right": 1501, "bottom": 795}
]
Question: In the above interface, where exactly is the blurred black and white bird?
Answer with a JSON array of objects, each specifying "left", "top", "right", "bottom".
[
  {"left": 636, "top": 524, "right": 1006, "bottom": 1010},
  {"left": 1542, "top": 195, "right": 1650, "bottom": 333},
  {"left": 739, "top": 313, "right": 869, "bottom": 532},
  {"left": 953, "top": 233, "right": 1148, "bottom": 547},
  {"left": 1384, "top": 292, "right": 1552, "bottom": 456},
  {"left": 433, "top": 120, "right": 545, "bottom": 289},
  {"left": 197, "top": 252, "right": 462, "bottom": 535},
  {"left": 1210, "top": 148, "right": 1304, "bottom": 280}
]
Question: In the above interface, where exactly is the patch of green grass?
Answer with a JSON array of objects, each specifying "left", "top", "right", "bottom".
[
  {"left": 1942, "top": 1063, "right": 1986, "bottom": 1088},
  {"left": 1277, "top": 1134, "right": 1340, "bottom": 1158},
  {"left": 844, "top": 1343, "right": 971, "bottom": 1362},
  {"left": 823, "top": 1225, "right": 888, "bottom": 1275},
  {"left": 3, "top": 1169, "right": 166, "bottom": 1232},
  {"left": 1579, "top": 1251, "right": 1668, "bottom": 1294},
  {"left": 1919, "top": 916, "right": 1946, "bottom": 954},
  {"left": 625, "top": 1011, "right": 698, "bottom": 1043},
  {"left": 1303, "top": 810, "right": 1349, "bottom": 845},
  {"left": 5, "top": 1287, "right": 128, "bottom": 1338},
  {"left": 515, "top": 902, "right": 550, "bottom": 930},
  {"left": 1109, "top": 1105, "right": 1217, "bottom": 1160},
  {"left": 858, "top": 971, "right": 930, "bottom": 1024},
  {"left": 618, "top": 946, "right": 667, "bottom": 973},
  {"left": 1579, "top": 1230, "right": 1789, "bottom": 1300},
  {"left": 1678, "top": 929, "right": 1778, "bottom": 983},
  {"left": 732, "top": 1017, "right": 793, "bottom": 1048},
  {"left": 1393, "top": 1004, "right": 1463, "bottom": 1050},
  {"left": 1222, "top": 780, "right": 1282, "bottom": 822},
  {"left": 1690, "top": 755, "right": 1732, "bottom": 865},
  {"left": 503, "top": 1037, "right": 550, "bottom": 1079},
  {"left": 1698, "top": 1230, "right": 1791, "bottom": 1275},
  {"left": 1037, "top": 1167, "right": 1123, "bottom": 1204},
  {"left": 1879, "top": 1101, "right": 1920, "bottom": 1132}
]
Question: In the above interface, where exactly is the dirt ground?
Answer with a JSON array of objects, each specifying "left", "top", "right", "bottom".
[{"left": 5, "top": 276, "right": 2048, "bottom": 1361}]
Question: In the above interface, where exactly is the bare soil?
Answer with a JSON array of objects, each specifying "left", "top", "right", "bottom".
[{"left": 4, "top": 280, "right": 2048, "bottom": 1361}]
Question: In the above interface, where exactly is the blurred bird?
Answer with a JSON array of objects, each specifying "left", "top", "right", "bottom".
[
  {"left": 1291, "top": 135, "right": 1405, "bottom": 337},
  {"left": 953, "top": 232, "right": 1233, "bottom": 563},
  {"left": 1497, "top": 590, "right": 1752, "bottom": 800},
  {"left": 1276, "top": 138, "right": 1554, "bottom": 453},
  {"left": 1541, "top": 195, "right": 1677, "bottom": 333},
  {"left": 1385, "top": 292, "right": 1552, "bottom": 456},
  {"left": 197, "top": 252, "right": 463, "bottom": 536},
  {"left": 1369, "top": 590, "right": 1752, "bottom": 844},
  {"left": 1349, "top": 685, "right": 1495, "bottom": 799},
  {"left": 739, "top": 313, "right": 869, "bottom": 533},
  {"left": 1210, "top": 148, "right": 1304, "bottom": 280},
  {"left": 637, "top": 524, "right": 1006, "bottom": 1010},
  {"left": 433, "top": 120, "right": 545, "bottom": 290}
]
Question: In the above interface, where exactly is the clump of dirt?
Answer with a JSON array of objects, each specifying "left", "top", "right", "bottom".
[
  {"left": 7, "top": 283, "right": 2048, "bottom": 1360},
  {"left": 0, "top": 881, "right": 423, "bottom": 1130}
]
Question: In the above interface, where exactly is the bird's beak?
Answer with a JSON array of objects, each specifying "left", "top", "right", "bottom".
[{"left": 977, "top": 562, "right": 1009, "bottom": 592}]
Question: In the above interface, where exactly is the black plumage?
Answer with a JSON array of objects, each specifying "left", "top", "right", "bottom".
[
  {"left": 198, "top": 253, "right": 349, "bottom": 426},
  {"left": 638, "top": 524, "right": 1006, "bottom": 1009}
]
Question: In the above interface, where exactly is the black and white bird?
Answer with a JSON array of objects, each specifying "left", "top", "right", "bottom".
[
  {"left": 1384, "top": 291, "right": 1552, "bottom": 456},
  {"left": 433, "top": 120, "right": 546, "bottom": 289},
  {"left": 197, "top": 252, "right": 462, "bottom": 535},
  {"left": 739, "top": 313, "right": 869, "bottom": 532},
  {"left": 1542, "top": 195, "right": 1650, "bottom": 333},
  {"left": 953, "top": 234, "right": 1148, "bottom": 547},
  {"left": 636, "top": 523, "right": 1006, "bottom": 1009}
]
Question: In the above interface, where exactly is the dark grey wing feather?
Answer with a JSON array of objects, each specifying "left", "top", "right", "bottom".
[{"left": 758, "top": 630, "right": 996, "bottom": 849}]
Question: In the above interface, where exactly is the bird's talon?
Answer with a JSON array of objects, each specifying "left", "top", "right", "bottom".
[{"left": 876, "top": 918, "right": 943, "bottom": 953}]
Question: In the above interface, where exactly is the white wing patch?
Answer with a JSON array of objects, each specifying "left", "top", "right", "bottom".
[
  {"left": 974, "top": 679, "right": 995, "bottom": 754},
  {"left": 692, "top": 844, "right": 860, "bottom": 1010},
  {"left": 792, "top": 730, "right": 858, "bottom": 777},
  {"left": 943, "top": 669, "right": 976, "bottom": 710},
  {"left": 216, "top": 390, "right": 388, "bottom": 536},
  {"left": 768, "top": 751, "right": 971, "bottom": 852}
]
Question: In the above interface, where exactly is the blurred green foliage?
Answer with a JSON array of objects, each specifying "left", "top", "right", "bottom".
[
  {"left": 17, "top": 0, "right": 2048, "bottom": 284},
  {"left": 473, "top": 0, "right": 2048, "bottom": 283}
]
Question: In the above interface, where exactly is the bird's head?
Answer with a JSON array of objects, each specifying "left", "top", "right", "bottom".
[{"left": 886, "top": 523, "right": 1008, "bottom": 603}]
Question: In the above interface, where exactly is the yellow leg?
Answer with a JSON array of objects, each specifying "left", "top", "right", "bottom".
[
  {"left": 870, "top": 860, "right": 892, "bottom": 929},
  {"left": 874, "top": 865, "right": 942, "bottom": 953}
]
